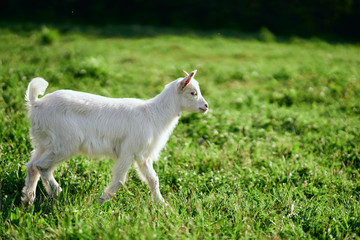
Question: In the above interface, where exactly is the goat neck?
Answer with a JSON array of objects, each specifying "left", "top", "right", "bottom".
[{"left": 147, "top": 82, "right": 181, "bottom": 128}]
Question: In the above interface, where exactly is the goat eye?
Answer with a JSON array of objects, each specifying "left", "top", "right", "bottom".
[{"left": 191, "top": 91, "right": 197, "bottom": 96}]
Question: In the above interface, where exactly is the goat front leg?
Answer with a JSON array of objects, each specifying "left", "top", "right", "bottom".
[
  {"left": 99, "top": 153, "right": 134, "bottom": 205},
  {"left": 137, "top": 159, "right": 166, "bottom": 205}
]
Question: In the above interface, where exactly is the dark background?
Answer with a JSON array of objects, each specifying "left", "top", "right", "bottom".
[{"left": 1, "top": 0, "right": 360, "bottom": 40}]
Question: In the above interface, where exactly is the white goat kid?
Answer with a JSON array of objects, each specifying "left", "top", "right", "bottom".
[{"left": 22, "top": 70, "right": 208, "bottom": 205}]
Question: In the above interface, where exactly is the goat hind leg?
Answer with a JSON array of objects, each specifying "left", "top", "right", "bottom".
[
  {"left": 22, "top": 148, "right": 45, "bottom": 204},
  {"left": 35, "top": 151, "right": 68, "bottom": 197}
]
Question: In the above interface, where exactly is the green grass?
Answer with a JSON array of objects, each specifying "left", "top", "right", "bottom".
[{"left": 1, "top": 24, "right": 360, "bottom": 239}]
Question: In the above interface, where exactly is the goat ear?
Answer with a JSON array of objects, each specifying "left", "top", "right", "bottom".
[
  {"left": 182, "top": 70, "right": 189, "bottom": 76},
  {"left": 179, "top": 70, "right": 197, "bottom": 90}
]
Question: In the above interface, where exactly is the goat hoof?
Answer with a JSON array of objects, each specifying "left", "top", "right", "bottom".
[
  {"left": 21, "top": 195, "right": 35, "bottom": 206},
  {"left": 98, "top": 198, "right": 106, "bottom": 205},
  {"left": 56, "top": 186, "right": 62, "bottom": 195},
  {"left": 21, "top": 188, "right": 35, "bottom": 205},
  {"left": 98, "top": 192, "right": 111, "bottom": 205},
  {"left": 50, "top": 185, "right": 62, "bottom": 197}
]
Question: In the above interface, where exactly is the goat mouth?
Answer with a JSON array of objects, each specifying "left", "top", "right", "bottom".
[{"left": 199, "top": 107, "right": 208, "bottom": 113}]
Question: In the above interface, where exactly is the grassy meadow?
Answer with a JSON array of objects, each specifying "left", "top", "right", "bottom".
[{"left": 0, "top": 25, "right": 360, "bottom": 239}]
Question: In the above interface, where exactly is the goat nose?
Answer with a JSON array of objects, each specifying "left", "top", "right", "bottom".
[{"left": 205, "top": 103, "right": 209, "bottom": 108}]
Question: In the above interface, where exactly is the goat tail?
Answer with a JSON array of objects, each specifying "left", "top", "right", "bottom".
[{"left": 25, "top": 77, "right": 49, "bottom": 105}]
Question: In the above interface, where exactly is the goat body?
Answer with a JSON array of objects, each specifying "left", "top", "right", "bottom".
[{"left": 22, "top": 70, "right": 208, "bottom": 205}]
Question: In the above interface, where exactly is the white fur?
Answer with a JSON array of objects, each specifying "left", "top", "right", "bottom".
[{"left": 21, "top": 70, "right": 208, "bottom": 205}]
